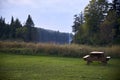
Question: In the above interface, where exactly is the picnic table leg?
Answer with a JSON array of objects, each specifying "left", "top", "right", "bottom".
[
  {"left": 87, "top": 61, "right": 90, "bottom": 65},
  {"left": 87, "top": 60, "right": 92, "bottom": 65}
]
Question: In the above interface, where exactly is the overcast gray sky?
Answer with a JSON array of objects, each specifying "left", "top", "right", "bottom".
[{"left": 0, "top": 0, "right": 90, "bottom": 33}]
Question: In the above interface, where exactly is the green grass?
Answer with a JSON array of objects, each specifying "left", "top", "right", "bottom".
[{"left": 0, "top": 53, "right": 120, "bottom": 80}]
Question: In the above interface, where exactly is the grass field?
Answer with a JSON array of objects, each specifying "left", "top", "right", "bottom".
[{"left": 0, "top": 53, "right": 120, "bottom": 80}]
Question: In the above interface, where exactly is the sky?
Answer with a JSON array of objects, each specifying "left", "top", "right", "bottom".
[{"left": 0, "top": 0, "right": 90, "bottom": 33}]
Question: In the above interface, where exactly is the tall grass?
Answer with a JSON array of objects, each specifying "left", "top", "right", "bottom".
[{"left": 0, "top": 41, "right": 120, "bottom": 58}]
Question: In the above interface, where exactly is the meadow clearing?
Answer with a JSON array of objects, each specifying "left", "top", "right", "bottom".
[
  {"left": 0, "top": 41, "right": 120, "bottom": 80},
  {"left": 0, "top": 52, "right": 120, "bottom": 80}
]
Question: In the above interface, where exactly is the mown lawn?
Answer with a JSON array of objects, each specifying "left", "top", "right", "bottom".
[{"left": 0, "top": 53, "right": 120, "bottom": 80}]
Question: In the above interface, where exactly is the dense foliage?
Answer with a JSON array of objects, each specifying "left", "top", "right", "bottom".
[
  {"left": 72, "top": 0, "right": 120, "bottom": 45},
  {"left": 0, "top": 15, "right": 70, "bottom": 44}
]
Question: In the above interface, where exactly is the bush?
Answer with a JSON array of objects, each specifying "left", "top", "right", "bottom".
[{"left": 0, "top": 41, "right": 120, "bottom": 58}]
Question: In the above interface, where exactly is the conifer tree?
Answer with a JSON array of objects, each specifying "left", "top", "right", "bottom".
[
  {"left": 25, "top": 14, "right": 34, "bottom": 28},
  {"left": 24, "top": 15, "right": 35, "bottom": 41}
]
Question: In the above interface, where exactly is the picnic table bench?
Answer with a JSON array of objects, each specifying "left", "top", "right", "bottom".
[{"left": 83, "top": 51, "right": 111, "bottom": 65}]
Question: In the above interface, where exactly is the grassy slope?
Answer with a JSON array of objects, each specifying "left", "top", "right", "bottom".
[{"left": 0, "top": 53, "right": 120, "bottom": 80}]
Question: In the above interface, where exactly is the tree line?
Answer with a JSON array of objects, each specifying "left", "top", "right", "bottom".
[
  {"left": 38, "top": 28, "right": 71, "bottom": 44},
  {"left": 0, "top": 15, "right": 38, "bottom": 42},
  {"left": 72, "top": 0, "right": 120, "bottom": 45},
  {"left": 0, "top": 15, "right": 70, "bottom": 44}
]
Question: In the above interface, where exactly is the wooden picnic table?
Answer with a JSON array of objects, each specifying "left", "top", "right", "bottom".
[{"left": 83, "top": 51, "right": 111, "bottom": 65}]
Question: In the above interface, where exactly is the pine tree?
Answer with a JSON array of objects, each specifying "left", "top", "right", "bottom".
[
  {"left": 0, "top": 17, "right": 5, "bottom": 38},
  {"left": 24, "top": 15, "right": 35, "bottom": 41},
  {"left": 14, "top": 18, "right": 22, "bottom": 28},
  {"left": 72, "top": 12, "right": 84, "bottom": 34},
  {"left": 10, "top": 16, "right": 14, "bottom": 26},
  {"left": 25, "top": 14, "right": 34, "bottom": 28},
  {"left": 72, "top": 12, "right": 84, "bottom": 43},
  {"left": 10, "top": 16, "right": 16, "bottom": 39}
]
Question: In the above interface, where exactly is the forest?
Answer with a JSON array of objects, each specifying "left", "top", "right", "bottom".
[
  {"left": 0, "top": 0, "right": 120, "bottom": 45},
  {"left": 72, "top": 0, "right": 120, "bottom": 45},
  {"left": 0, "top": 15, "right": 71, "bottom": 44}
]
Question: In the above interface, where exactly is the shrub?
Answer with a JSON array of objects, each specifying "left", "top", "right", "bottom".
[{"left": 0, "top": 41, "right": 120, "bottom": 58}]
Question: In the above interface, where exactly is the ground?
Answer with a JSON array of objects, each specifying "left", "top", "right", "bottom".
[{"left": 0, "top": 53, "right": 120, "bottom": 80}]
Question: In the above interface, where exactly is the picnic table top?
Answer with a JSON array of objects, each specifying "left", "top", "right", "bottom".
[{"left": 90, "top": 51, "right": 104, "bottom": 54}]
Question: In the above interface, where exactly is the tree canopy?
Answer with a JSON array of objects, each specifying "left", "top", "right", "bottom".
[{"left": 72, "top": 0, "right": 120, "bottom": 45}]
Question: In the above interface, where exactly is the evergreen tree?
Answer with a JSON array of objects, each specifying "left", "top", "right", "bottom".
[
  {"left": 0, "top": 17, "right": 10, "bottom": 39},
  {"left": 72, "top": 12, "right": 84, "bottom": 43},
  {"left": 25, "top": 14, "right": 34, "bottom": 28},
  {"left": 72, "top": 12, "right": 84, "bottom": 33},
  {"left": 14, "top": 18, "right": 22, "bottom": 39},
  {"left": 10, "top": 16, "right": 14, "bottom": 26},
  {"left": 10, "top": 16, "right": 16, "bottom": 39},
  {"left": 24, "top": 15, "right": 35, "bottom": 41},
  {"left": 0, "top": 17, "right": 5, "bottom": 39},
  {"left": 14, "top": 18, "right": 22, "bottom": 28}
]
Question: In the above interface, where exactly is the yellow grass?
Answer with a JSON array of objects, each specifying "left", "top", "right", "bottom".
[{"left": 0, "top": 41, "right": 120, "bottom": 58}]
